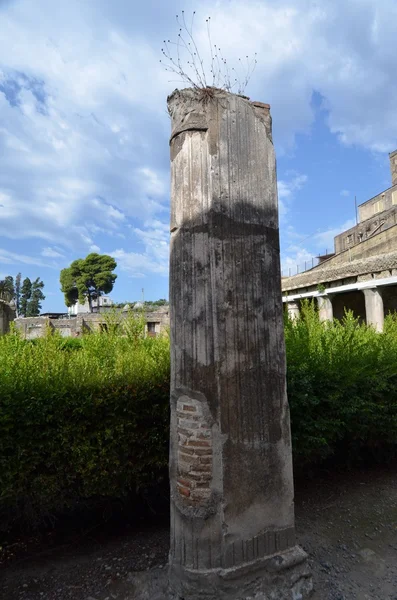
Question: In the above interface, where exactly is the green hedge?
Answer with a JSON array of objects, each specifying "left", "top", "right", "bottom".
[
  {"left": 286, "top": 301, "right": 397, "bottom": 466},
  {"left": 0, "top": 325, "right": 170, "bottom": 530},
  {"left": 1, "top": 305, "right": 397, "bottom": 530}
]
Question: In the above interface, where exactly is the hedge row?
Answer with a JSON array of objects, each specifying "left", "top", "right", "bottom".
[
  {"left": 0, "top": 324, "right": 170, "bottom": 530},
  {"left": 1, "top": 305, "right": 397, "bottom": 529},
  {"left": 286, "top": 302, "right": 397, "bottom": 467}
]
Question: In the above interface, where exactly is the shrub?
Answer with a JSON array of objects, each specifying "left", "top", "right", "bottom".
[
  {"left": 285, "top": 301, "right": 397, "bottom": 467},
  {"left": 1, "top": 303, "right": 397, "bottom": 530},
  {"left": 58, "top": 337, "right": 83, "bottom": 352},
  {"left": 0, "top": 326, "right": 170, "bottom": 530}
]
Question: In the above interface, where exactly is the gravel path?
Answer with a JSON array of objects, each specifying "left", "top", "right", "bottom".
[{"left": 1, "top": 464, "right": 396, "bottom": 600}]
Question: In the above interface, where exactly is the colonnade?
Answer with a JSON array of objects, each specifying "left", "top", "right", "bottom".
[{"left": 286, "top": 286, "right": 386, "bottom": 332}]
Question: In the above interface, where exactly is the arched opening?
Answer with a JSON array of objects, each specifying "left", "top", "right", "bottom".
[
  {"left": 381, "top": 284, "right": 397, "bottom": 316},
  {"left": 332, "top": 291, "right": 366, "bottom": 323}
]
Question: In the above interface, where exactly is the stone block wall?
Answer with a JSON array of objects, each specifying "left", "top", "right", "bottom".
[
  {"left": 332, "top": 223, "right": 397, "bottom": 265},
  {"left": 15, "top": 309, "right": 170, "bottom": 339},
  {"left": 15, "top": 317, "right": 49, "bottom": 339},
  {"left": 358, "top": 184, "right": 397, "bottom": 222},
  {"left": 335, "top": 206, "right": 397, "bottom": 253}
]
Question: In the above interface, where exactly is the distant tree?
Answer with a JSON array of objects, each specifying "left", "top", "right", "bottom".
[
  {"left": 60, "top": 253, "right": 117, "bottom": 313},
  {"left": 0, "top": 280, "right": 9, "bottom": 301},
  {"left": 59, "top": 266, "right": 79, "bottom": 308},
  {"left": 27, "top": 278, "right": 45, "bottom": 316},
  {"left": 1, "top": 273, "right": 44, "bottom": 316},
  {"left": 15, "top": 272, "right": 21, "bottom": 316},
  {"left": 20, "top": 277, "right": 32, "bottom": 317},
  {"left": 151, "top": 298, "right": 168, "bottom": 306},
  {"left": 143, "top": 299, "right": 169, "bottom": 311},
  {"left": 0, "top": 276, "right": 14, "bottom": 303}
]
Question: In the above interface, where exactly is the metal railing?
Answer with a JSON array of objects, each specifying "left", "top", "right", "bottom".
[{"left": 281, "top": 253, "right": 332, "bottom": 278}]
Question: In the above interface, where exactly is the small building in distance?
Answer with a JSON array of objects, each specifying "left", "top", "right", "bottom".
[
  {"left": 67, "top": 295, "right": 114, "bottom": 315},
  {"left": 334, "top": 150, "right": 397, "bottom": 255}
]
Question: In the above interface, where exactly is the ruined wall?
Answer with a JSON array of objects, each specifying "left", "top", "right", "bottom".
[
  {"left": 52, "top": 319, "right": 76, "bottom": 337},
  {"left": 0, "top": 301, "right": 16, "bottom": 335},
  {"left": 145, "top": 308, "right": 169, "bottom": 335},
  {"left": 15, "top": 309, "right": 170, "bottom": 339},
  {"left": 15, "top": 317, "right": 50, "bottom": 339},
  {"left": 15, "top": 317, "right": 78, "bottom": 339}
]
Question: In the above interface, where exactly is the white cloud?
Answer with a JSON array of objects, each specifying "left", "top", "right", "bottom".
[
  {"left": 312, "top": 219, "right": 356, "bottom": 252},
  {"left": 278, "top": 174, "right": 308, "bottom": 199},
  {"left": 202, "top": 0, "right": 397, "bottom": 152},
  {"left": 0, "top": 2, "right": 171, "bottom": 254},
  {"left": 137, "top": 168, "right": 167, "bottom": 198},
  {"left": 340, "top": 189, "right": 350, "bottom": 197},
  {"left": 281, "top": 246, "right": 314, "bottom": 277},
  {"left": 111, "top": 248, "right": 168, "bottom": 278},
  {"left": 1, "top": 0, "right": 397, "bottom": 277},
  {"left": 0, "top": 248, "right": 52, "bottom": 268},
  {"left": 277, "top": 173, "right": 308, "bottom": 219},
  {"left": 41, "top": 246, "right": 65, "bottom": 258},
  {"left": 111, "top": 219, "right": 169, "bottom": 277},
  {"left": 281, "top": 217, "right": 356, "bottom": 276}
]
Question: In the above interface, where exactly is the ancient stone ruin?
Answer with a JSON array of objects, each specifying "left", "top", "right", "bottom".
[
  {"left": 0, "top": 300, "right": 16, "bottom": 335},
  {"left": 168, "top": 87, "right": 313, "bottom": 599}
]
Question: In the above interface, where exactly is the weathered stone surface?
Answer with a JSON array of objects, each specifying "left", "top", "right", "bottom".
[
  {"left": 14, "top": 308, "right": 170, "bottom": 339},
  {"left": 317, "top": 295, "right": 333, "bottom": 322},
  {"left": 169, "top": 546, "right": 313, "bottom": 599},
  {"left": 168, "top": 88, "right": 311, "bottom": 599},
  {"left": 390, "top": 149, "right": 397, "bottom": 187},
  {"left": 0, "top": 300, "right": 15, "bottom": 335},
  {"left": 287, "top": 301, "right": 300, "bottom": 321},
  {"left": 363, "top": 288, "right": 384, "bottom": 332}
]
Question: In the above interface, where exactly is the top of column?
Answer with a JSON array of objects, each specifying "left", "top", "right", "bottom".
[{"left": 167, "top": 87, "right": 272, "bottom": 144}]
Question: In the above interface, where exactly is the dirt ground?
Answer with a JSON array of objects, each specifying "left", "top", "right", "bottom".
[{"left": 1, "top": 463, "right": 396, "bottom": 600}]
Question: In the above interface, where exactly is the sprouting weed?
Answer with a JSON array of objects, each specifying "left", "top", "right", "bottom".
[{"left": 160, "top": 11, "right": 257, "bottom": 95}]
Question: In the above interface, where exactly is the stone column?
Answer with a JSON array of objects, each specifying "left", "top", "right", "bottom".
[
  {"left": 0, "top": 302, "right": 5, "bottom": 335},
  {"left": 287, "top": 301, "right": 300, "bottom": 321},
  {"left": 168, "top": 88, "right": 312, "bottom": 600},
  {"left": 0, "top": 300, "right": 15, "bottom": 335},
  {"left": 318, "top": 295, "right": 333, "bottom": 322},
  {"left": 363, "top": 288, "right": 384, "bottom": 332},
  {"left": 390, "top": 149, "right": 397, "bottom": 186}
]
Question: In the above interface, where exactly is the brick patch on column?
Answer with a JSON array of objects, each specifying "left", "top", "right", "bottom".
[{"left": 176, "top": 396, "right": 212, "bottom": 504}]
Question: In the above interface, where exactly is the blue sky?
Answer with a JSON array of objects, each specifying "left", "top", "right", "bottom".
[{"left": 0, "top": 0, "right": 396, "bottom": 312}]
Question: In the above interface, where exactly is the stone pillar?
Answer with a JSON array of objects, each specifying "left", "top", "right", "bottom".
[
  {"left": 287, "top": 301, "right": 300, "bottom": 321},
  {"left": 390, "top": 149, "right": 397, "bottom": 186},
  {"left": 0, "top": 302, "right": 5, "bottom": 335},
  {"left": 168, "top": 88, "right": 312, "bottom": 600},
  {"left": 0, "top": 300, "right": 16, "bottom": 335},
  {"left": 318, "top": 295, "right": 333, "bottom": 322},
  {"left": 363, "top": 288, "right": 384, "bottom": 332}
]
